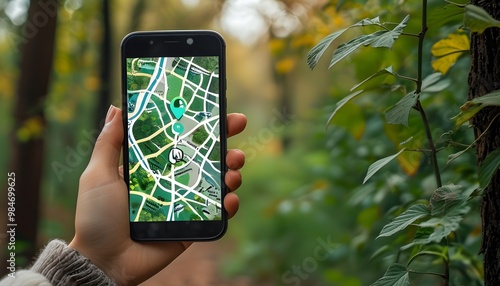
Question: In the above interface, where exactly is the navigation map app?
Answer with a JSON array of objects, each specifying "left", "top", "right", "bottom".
[{"left": 126, "top": 56, "right": 223, "bottom": 222}]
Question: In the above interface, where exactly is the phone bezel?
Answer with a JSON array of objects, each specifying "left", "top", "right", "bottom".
[{"left": 121, "top": 30, "right": 228, "bottom": 241}]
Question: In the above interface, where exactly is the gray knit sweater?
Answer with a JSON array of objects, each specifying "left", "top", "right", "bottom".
[{"left": 0, "top": 240, "right": 116, "bottom": 286}]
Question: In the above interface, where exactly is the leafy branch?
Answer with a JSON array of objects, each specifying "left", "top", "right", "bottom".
[{"left": 307, "top": 0, "right": 500, "bottom": 285}]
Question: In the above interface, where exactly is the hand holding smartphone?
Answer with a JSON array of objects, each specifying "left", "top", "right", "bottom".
[{"left": 121, "top": 31, "right": 227, "bottom": 241}]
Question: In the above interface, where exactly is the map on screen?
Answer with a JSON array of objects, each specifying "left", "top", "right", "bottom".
[{"left": 126, "top": 56, "right": 222, "bottom": 222}]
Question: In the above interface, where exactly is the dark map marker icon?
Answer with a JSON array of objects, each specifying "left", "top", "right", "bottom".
[
  {"left": 170, "top": 97, "right": 187, "bottom": 120},
  {"left": 168, "top": 147, "right": 184, "bottom": 164}
]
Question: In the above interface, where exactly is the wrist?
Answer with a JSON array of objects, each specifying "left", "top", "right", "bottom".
[{"left": 33, "top": 239, "right": 116, "bottom": 285}]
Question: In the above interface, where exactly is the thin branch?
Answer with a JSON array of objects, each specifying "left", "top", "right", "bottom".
[
  {"left": 395, "top": 73, "right": 418, "bottom": 83},
  {"left": 447, "top": 113, "right": 500, "bottom": 164},
  {"left": 444, "top": 255, "right": 450, "bottom": 286},
  {"left": 405, "top": 148, "right": 432, "bottom": 152},
  {"left": 416, "top": 0, "right": 428, "bottom": 95},
  {"left": 448, "top": 140, "right": 474, "bottom": 148},
  {"left": 416, "top": 100, "right": 443, "bottom": 187},
  {"left": 414, "top": 0, "right": 442, "bottom": 187},
  {"left": 407, "top": 250, "right": 448, "bottom": 267},
  {"left": 401, "top": 32, "right": 420, "bottom": 38},
  {"left": 407, "top": 250, "right": 450, "bottom": 284}
]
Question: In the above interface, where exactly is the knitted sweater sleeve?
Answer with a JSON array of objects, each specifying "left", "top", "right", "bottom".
[{"left": 0, "top": 240, "right": 116, "bottom": 286}]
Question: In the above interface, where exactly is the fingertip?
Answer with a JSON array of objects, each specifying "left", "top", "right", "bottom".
[
  {"left": 225, "top": 170, "right": 242, "bottom": 192},
  {"left": 224, "top": 193, "right": 239, "bottom": 219},
  {"left": 226, "top": 149, "right": 245, "bottom": 170},
  {"left": 227, "top": 113, "right": 247, "bottom": 137}
]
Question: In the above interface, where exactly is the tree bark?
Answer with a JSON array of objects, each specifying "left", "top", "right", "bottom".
[
  {"left": 468, "top": 1, "right": 500, "bottom": 285},
  {"left": 3, "top": 0, "right": 59, "bottom": 273}
]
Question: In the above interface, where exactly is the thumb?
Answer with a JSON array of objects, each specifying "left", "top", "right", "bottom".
[{"left": 86, "top": 105, "right": 123, "bottom": 176}]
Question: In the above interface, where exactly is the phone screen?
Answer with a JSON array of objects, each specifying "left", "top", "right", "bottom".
[{"left": 126, "top": 56, "right": 223, "bottom": 223}]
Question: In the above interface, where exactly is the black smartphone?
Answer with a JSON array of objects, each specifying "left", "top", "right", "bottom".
[{"left": 121, "top": 30, "right": 227, "bottom": 241}]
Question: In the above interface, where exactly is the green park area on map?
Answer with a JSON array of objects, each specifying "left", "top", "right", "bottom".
[{"left": 126, "top": 56, "right": 223, "bottom": 222}]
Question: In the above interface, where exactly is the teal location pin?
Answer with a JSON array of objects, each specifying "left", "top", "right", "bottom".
[
  {"left": 172, "top": 122, "right": 184, "bottom": 135},
  {"left": 170, "top": 97, "right": 187, "bottom": 120}
]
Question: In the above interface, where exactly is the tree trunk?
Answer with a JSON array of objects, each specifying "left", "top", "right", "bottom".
[
  {"left": 3, "top": 0, "right": 58, "bottom": 273},
  {"left": 468, "top": 1, "right": 500, "bottom": 285},
  {"left": 95, "top": 0, "right": 112, "bottom": 126}
]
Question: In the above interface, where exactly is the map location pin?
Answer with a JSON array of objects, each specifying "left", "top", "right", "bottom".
[
  {"left": 170, "top": 97, "right": 187, "bottom": 120},
  {"left": 172, "top": 122, "right": 184, "bottom": 135}
]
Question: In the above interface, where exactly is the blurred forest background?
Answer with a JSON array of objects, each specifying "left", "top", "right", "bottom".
[{"left": 1, "top": 0, "right": 497, "bottom": 285}]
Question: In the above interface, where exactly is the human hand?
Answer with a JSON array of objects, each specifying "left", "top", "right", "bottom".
[{"left": 68, "top": 106, "right": 247, "bottom": 285}]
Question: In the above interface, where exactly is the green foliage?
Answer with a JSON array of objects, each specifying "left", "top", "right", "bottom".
[
  {"left": 463, "top": 4, "right": 500, "bottom": 33},
  {"left": 307, "top": 15, "right": 409, "bottom": 70},
  {"left": 193, "top": 56, "right": 218, "bottom": 73},
  {"left": 306, "top": 0, "right": 496, "bottom": 284},
  {"left": 384, "top": 92, "right": 418, "bottom": 126},
  {"left": 192, "top": 127, "right": 209, "bottom": 145},
  {"left": 452, "top": 90, "right": 500, "bottom": 127},
  {"left": 371, "top": 264, "right": 409, "bottom": 286},
  {"left": 377, "top": 203, "right": 429, "bottom": 238},
  {"left": 364, "top": 148, "right": 406, "bottom": 184}
]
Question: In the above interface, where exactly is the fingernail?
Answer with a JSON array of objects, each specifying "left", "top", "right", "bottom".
[{"left": 105, "top": 105, "right": 116, "bottom": 125}]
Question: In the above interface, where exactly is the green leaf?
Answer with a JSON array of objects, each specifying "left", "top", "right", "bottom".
[
  {"left": 402, "top": 184, "right": 472, "bottom": 250},
  {"left": 479, "top": 149, "right": 500, "bottom": 188},
  {"left": 307, "top": 17, "right": 383, "bottom": 70},
  {"left": 377, "top": 204, "right": 429, "bottom": 238},
  {"left": 421, "top": 73, "right": 451, "bottom": 93},
  {"left": 447, "top": 148, "right": 470, "bottom": 164},
  {"left": 471, "top": 90, "right": 500, "bottom": 106},
  {"left": 452, "top": 90, "right": 500, "bottom": 127},
  {"left": 429, "top": 184, "right": 466, "bottom": 216},
  {"left": 370, "top": 15, "right": 410, "bottom": 49},
  {"left": 307, "top": 29, "right": 350, "bottom": 70},
  {"left": 326, "top": 90, "right": 365, "bottom": 126},
  {"left": 452, "top": 104, "right": 484, "bottom": 127},
  {"left": 371, "top": 264, "right": 410, "bottom": 286},
  {"left": 364, "top": 148, "right": 406, "bottom": 184},
  {"left": 428, "top": 4, "right": 465, "bottom": 27},
  {"left": 385, "top": 92, "right": 419, "bottom": 126},
  {"left": 402, "top": 208, "right": 469, "bottom": 250},
  {"left": 328, "top": 16, "right": 409, "bottom": 69},
  {"left": 308, "top": 15, "right": 408, "bottom": 69},
  {"left": 330, "top": 30, "right": 387, "bottom": 68},
  {"left": 351, "top": 66, "right": 396, "bottom": 91},
  {"left": 464, "top": 4, "right": 500, "bottom": 33}
]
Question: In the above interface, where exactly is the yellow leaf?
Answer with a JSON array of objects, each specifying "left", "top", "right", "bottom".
[
  {"left": 16, "top": 116, "right": 44, "bottom": 141},
  {"left": 268, "top": 38, "right": 286, "bottom": 56},
  {"left": 275, "top": 57, "right": 296, "bottom": 74},
  {"left": 291, "top": 34, "right": 315, "bottom": 49},
  {"left": 397, "top": 151, "right": 423, "bottom": 176},
  {"left": 431, "top": 32, "right": 470, "bottom": 74}
]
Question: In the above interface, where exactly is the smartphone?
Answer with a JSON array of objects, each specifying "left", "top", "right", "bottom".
[{"left": 121, "top": 30, "right": 227, "bottom": 241}]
